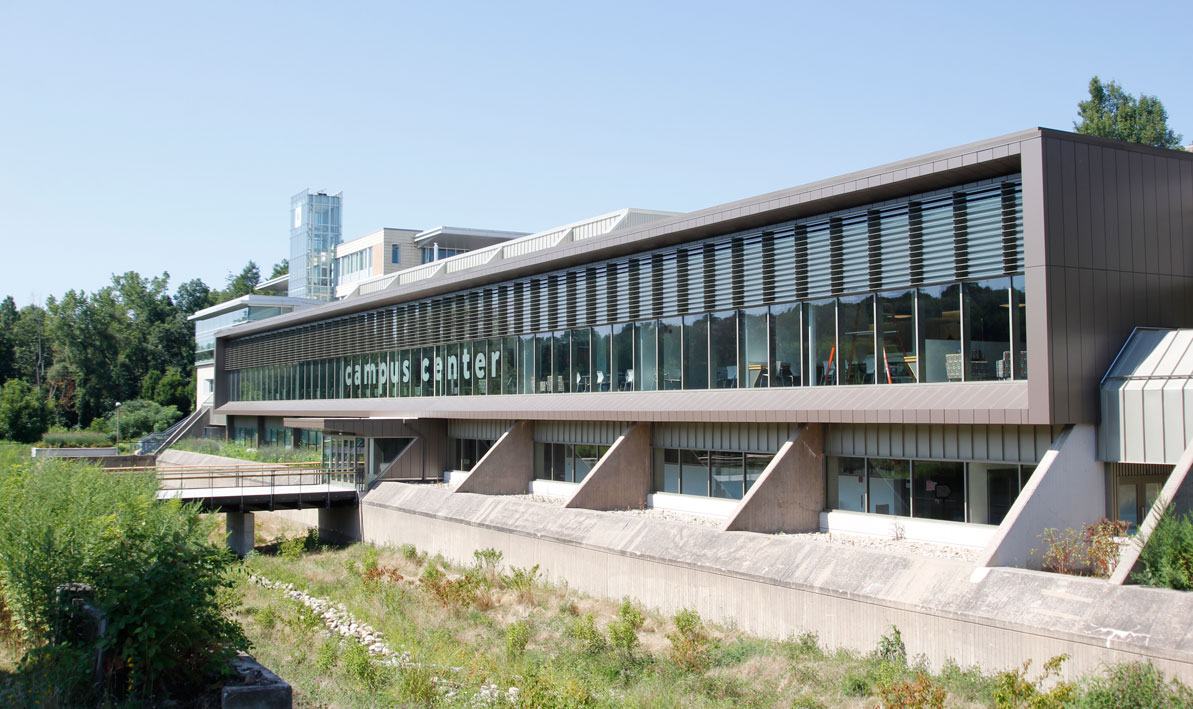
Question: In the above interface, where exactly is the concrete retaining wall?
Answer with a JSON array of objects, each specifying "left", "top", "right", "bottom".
[{"left": 341, "top": 481, "right": 1193, "bottom": 683}]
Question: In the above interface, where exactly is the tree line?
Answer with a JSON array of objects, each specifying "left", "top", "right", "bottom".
[{"left": 0, "top": 260, "right": 284, "bottom": 442}]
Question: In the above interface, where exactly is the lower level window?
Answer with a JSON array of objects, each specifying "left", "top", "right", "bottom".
[
  {"left": 534, "top": 442, "right": 608, "bottom": 483},
  {"left": 263, "top": 427, "right": 292, "bottom": 448},
  {"left": 826, "top": 456, "right": 1035, "bottom": 525},
  {"left": 233, "top": 426, "right": 257, "bottom": 446},
  {"left": 651, "top": 448, "right": 772, "bottom": 500},
  {"left": 450, "top": 438, "right": 494, "bottom": 472}
]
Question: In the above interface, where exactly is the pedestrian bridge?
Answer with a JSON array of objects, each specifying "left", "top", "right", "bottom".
[
  {"left": 111, "top": 462, "right": 363, "bottom": 511},
  {"left": 111, "top": 461, "right": 363, "bottom": 555},
  {"left": 157, "top": 462, "right": 361, "bottom": 511}
]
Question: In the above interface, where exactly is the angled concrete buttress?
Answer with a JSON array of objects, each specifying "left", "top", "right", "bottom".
[
  {"left": 226, "top": 511, "right": 254, "bottom": 557},
  {"left": 455, "top": 421, "right": 534, "bottom": 495},
  {"left": 721, "top": 423, "right": 824, "bottom": 533},
  {"left": 1110, "top": 438, "right": 1193, "bottom": 584},
  {"left": 975, "top": 424, "right": 1105, "bottom": 574},
  {"left": 565, "top": 423, "right": 651, "bottom": 510}
]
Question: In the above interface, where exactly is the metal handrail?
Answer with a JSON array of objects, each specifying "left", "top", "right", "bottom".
[{"left": 113, "top": 462, "right": 365, "bottom": 497}]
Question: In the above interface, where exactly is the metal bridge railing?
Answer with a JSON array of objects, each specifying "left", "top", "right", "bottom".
[{"left": 108, "top": 462, "right": 366, "bottom": 504}]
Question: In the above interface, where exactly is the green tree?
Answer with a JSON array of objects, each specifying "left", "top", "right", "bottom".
[
  {"left": 270, "top": 258, "right": 289, "bottom": 278},
  {"left": 0, "top": 295, "right": 17, "bottom": 383},
  {"left": 220, "top": 261, "right": 261, "bottom": 302},
  {"left": 94, "top": 399, "right": 181, "bottom": 441},
  {"left": 174, "top": 278, "right": 215, "bottom": 315},
  {"left": 10, "top": 304, "right": 50, "bottom": 390},
  {"left": 1075, "top": 76, "right": 1184, "bottom": 149},
  {"left": 47, "top": 289, "right": 121, "bottom": 426},
  {"left": 141, "top": 367, "right": 191, "bottom": 412},
  {"left": 0, "top": 379, "right": 50, "bottom": 443}
]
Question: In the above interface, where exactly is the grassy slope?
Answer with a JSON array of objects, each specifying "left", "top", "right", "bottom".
[{"left": 236, "top": 535, "right": 1001, "bottom": 708}]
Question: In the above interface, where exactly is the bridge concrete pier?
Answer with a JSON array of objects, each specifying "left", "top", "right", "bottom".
[
  {"left": 226, "top": 511, "right": 255, "bottom": 557},
  {"left": 318, "top": 505, "right": 361, "bottom": 544}
]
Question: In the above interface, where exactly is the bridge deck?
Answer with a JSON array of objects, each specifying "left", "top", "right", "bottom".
[{"left": 114, "top": 462, "right": 364, "bottom": 511}]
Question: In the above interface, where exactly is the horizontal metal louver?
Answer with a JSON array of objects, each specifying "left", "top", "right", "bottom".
[
  {"left": 223, "top": 175, "right": 1024, "bottom": 372},
  {"left": 839, "top": 214, "right": 869, "bottom": 293},
  {"left": 919, "top": 197, "right": 955, "bottom": 283},
  {"left": 804, "top": 222, "right": 833, "bottom": 299},
  {"left": 879, "top": 208, "right": 910, "bottom": 289},
  {"left": 740, "top": 234, "right": 765, "bottom": 307}
]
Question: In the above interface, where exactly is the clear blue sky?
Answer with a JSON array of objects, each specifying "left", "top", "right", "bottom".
[{"left": 2, "top": 1, "right": 1188, "bottom": 307}]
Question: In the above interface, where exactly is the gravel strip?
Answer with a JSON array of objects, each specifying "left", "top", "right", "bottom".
[{"left": 248, "top": 573, "right": 521, "bottom": 705}]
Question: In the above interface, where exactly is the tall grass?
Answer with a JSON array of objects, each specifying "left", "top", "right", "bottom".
[
  {"left": 173, "top": 437, "right": 321, "bottom": 463},
  {"left": 36, "top": 431, "right": 113, "bottom": 448}
]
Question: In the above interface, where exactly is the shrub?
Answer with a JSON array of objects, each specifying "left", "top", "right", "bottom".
[
  {"left": 1036, "top": 519, "right": 1130, "bottom": 578},
  {"left": 1037, "top": 527, "right": 1086, "bottom": 575},
  {"left": 991, "top": 655, "right": 1074, "bottom": 708},
  {"left": 0, "top": 458, "right": 246, "bottom": 699},
  {"left": 841, "top": 670, "right": 871, "bottom": 697},
  {"left": 503, "top": 563, "right": 540, "bottom": 602},
  {"left": 1078, "top": 660, "right": 1193, "bottom": 708},
  {"left": 784, "top": 630, "right": 823, "bottom": 660},
  {"left": 400, "top": 543, "right": 419, "bottom": 561},
  {"left": 874, "top": 625, "right": 907, "bottom": 665},
  {"left": 360, "top": 545, "right": 381, "bottom": 574},
  {"left": 1084, "top": 518, "right": 1130, "bottom": 578},
  {"left": 607, "top": 598, "right": 644, "bottom": 656},
  {"left": 474, "top": 547, "right": 503, "bottom": 583},
  {"left": 342, "top": 640, "right": 386, "bottom": 691},
  {"left": 316, "top": 637, "right": 340, "bottom": 672},
  {"left": 278, "top": 535, "right": 306, "bottom": 561},
  {"left": 878, "top": 672, "right": 946, "bottom": 708},
  {"left": 419, "top": 563, "right": 479, "bottom": 611},
  {"left": 1135, "top": 509, "right": 1193, "bottom": 590},
  {"left": 567, "top": 614, "right": 606, "bottom": 655},
  {"left": 0, "top": 380, "right": 50, "bottom": 444},
  {"left": 666, "top": 608, "right": 712, "bottom": 673},
  {"left": 505, "top": 619, "right": 532, "bottom": 658}
]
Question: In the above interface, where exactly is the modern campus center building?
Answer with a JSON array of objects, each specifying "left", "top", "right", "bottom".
[{"left": 210, "top": 128, "right": 1193, "bottom": 545}]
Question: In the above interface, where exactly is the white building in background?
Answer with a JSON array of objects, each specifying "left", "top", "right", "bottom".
[{"left": 332, "top": 226, "right": 528, "bottom": 300}]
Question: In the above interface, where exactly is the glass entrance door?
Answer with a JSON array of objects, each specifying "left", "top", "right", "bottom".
[
  {"left": 323, "top": 435, "right": 365, "bottom": 487},
  {"left": 1116, "top": 476, "right": 1166, "bottom": 532}
]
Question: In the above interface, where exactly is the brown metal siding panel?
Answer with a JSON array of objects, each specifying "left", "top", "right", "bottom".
[
  {"left": 1169, "top": 160, "right": 1185, "bottom": 276},
  {"left": 1020, "top": 138, "right": 1052, "bottom": 426},
  {"left": 1116, "top": 149, "right": 1135, "bottom": 272},
  {"left": 1044, "top": 138, "right": 1066, "bottom": 269},
  {"left": 1046, "top": 265, "right": 1069, "bottom": 423},
  {"left": 1088, "top": 145, "right": 1106, "bottom": 272},
  {"left": 1130, "top": 152, "right": 1152, "bottom": 276},
  {"left": 1068, "top": 140, "right": 1088, "bottom": 270}
]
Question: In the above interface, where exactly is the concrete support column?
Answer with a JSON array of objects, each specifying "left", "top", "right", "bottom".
[
  {"left": 226, "top": 511, "right": 255, "bottom": 557},
  {"left": 976, "top": 425, "right": 1105, "bottom": 572},
  {"left": 455, "top": 421, "right": 534, "bottom": 495},
  {"left": 722, "top": 424, "right": 824, "bottom": 534},
  {"left": 318, "top": 505, "right": 362, "bottom": 544},
  {"left": 566, "top": 423, "right": 651, "bottom": 511}
]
